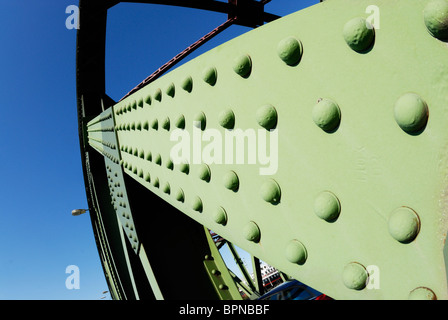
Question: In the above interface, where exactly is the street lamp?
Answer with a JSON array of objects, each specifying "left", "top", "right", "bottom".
[{"left": 71, "top": 209, "right": 88, "bottom": 216}]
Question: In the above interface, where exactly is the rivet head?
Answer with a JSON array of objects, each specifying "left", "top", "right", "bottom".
[
  {"left": 223, "top": 171, "right": 239, "bottom": 191},
  {"left": 424, "top": 0, "right": 448, "bottom": 40},
  {"left": 191, "top": 196, "right": 203, "bottom": 212},
  {"left": 342, "top": 262, "right": 368, "bottom": 290},
  {"left": 285, "top": 240, "right": 307, "bottom": 265},
  {"left": 260, "top": 179, "right": 281, "bottom": 204},
  {"left": 314, "top": 191, "right": 341, "bottom": 222},
  {"left": 145, "top": 94, "right": 152, "bottom": 105},
  {"left": 179, "top": 160, "right": 190, "bottom": 174},
  {"left": 175, "top": 188, "right": 185, "bottom": 202},
  {"left": 233, "top": 54, "right": 252, "bottom": 77},
  {"left": 152, "top": 177, "right": 159, "bottom": 188},
  {"left": 154, "top": 154, "right": 162, "bottom": 165},
  {"left": 203, "top": 67, "right": 217, "bottom": 86},
  {"left": 151, "top": 118, "right": 158, "bottom": 130},
  {"left": 388, "top": 207, "right": 420, "bottom": 243},
  {"left": 218, "top": 109, "right": 235, "bottom": 130},
  {"left": 256, "top": 104, "right": 278, "bottom": 130},
  {"left": 181, "top": 76, "right": 193, "bottom": 92},
  {"left": 343, "top": 17, "right": 375, "bottom": 52},
  {"left": 198, "top": 164, "right": 211, "bottom": 182},
  {"left": 154, "top": 88, "right": 162, "bottom": 102},
  {"left": 175, "top": 114, "right": 186, "bottom": 129},
  {"left": 166, "top": 83, "right": 175, "bottom": 97},
  {"left": 312, "top": 99, "right": 341, "bottom": 132},
  {"left": 409, "top": 287, "right": 437, "bottom": 300},
  {"left": 166, "top": 158, "right": 174, "bottom": 170},
  {"left": 243, "top": 221, "right": 260, "bottom": 243},
  {"left": 194, "top": 112, "right": 206, "bottom": 131},
  {"left": 277, "top": 37, "right": 303, "bottom": 66},
  {"left": 163, "top": 182, "right": 170, "bottom": 194},
  {"left": 394, "top": 93, "right": 428, "bottom": 134},
  {"left": 162, "top": 117, "right": 170, "bottom": 131},
  {"left": 214, "top": 207, "right": 227, "bottom": 226}
]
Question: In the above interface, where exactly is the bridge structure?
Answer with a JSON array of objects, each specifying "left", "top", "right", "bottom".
[{"left": 76, "top": 0, "right": 448, "bottom": 300}]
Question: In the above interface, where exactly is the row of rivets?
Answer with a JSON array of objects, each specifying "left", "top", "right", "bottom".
[
  {"left": 314, "top": 190, "right": 421, "bottom": 244},
  {"left": 114, "top": 92, "right": 428, "bottom": 138},
  {"left": 312, "top": 93, "right": 429, "bottom": 135}
]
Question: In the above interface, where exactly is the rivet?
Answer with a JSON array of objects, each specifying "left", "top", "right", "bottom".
[
  {"left": 163, "top": 182, "right": 171, "bottom": 194},
  {"left": 214, "top": 207, "right": 227, "bottom": 226},
  {"left": 154, "top": 88, "right": 162, "bottom": 102},
  {"left": 256, "top": 105, "right": 277, "bottom": 130},
  {"left": 424, "top": 0, "right": 448, "bottom": 40},
  {"left": 409, "top": 287, "right": 437, "bottom": 300},
  {"left": 218, "top": 284, "right": 228, "bottom": 290},
  {"left": 155, "top": 154, "right": 162, "bottom": 165},
  {"left": 151, "top": 118, "right": 158, "bottom": 130},
  {"left": 277, "top": 37, "right": 303, "bottom": 66},
  {"left": 145, "top": 151, "right": 152, "bottom": 162},
  {"left": 312, "top": 99, "right": 341, "bottom": 132},
  {"left": 285, "top": 240, "right": 307, "bottom": 265},
  {"left": 175, "top": 114, "right": 186, "bottom": 129},
  {"left": 243, "top": 221, "right": 260, "bottom": 243},
  {"left": 131, "top": 100, "right": 137, "bottom": 110},
  {"left": 143, "top": 121, "right": 149, "bottom": 130},
  {"left": 191, "top": 196, "right": 203, "bottom": 212},
  {"left": 388, "top": 207, "right": 420, "bottom": 243},
  {"left": 314, "top": 191, "right": 341, "bottom": 222},
  {"left": 136, "top": 122, "right": 142, "bottom": 130},
  {"left": 175, "top": 188, "right": 185, "bottom": 202},
  {"left": 223, "top": 171, "right": 239, "bottom": 191},
  {"left": 145, "top": 94, "right": 152, "bottom": 105},
  {"left": 162, "top": 117, "right": 170, "bottom": 131},
  {"left": 194, "top": 112, "right": 206, "bottom": 131},
  {"left": 181, "top": 76, "right": 193, "bottom": 93},
  {"left": 166, "top": 83, "right": 175, "bottom": 98},
  {"left": 166, "top": 158, "right": 174, "bottom": 170},
  {"left": 198, "top": 164, "right": 211, "bottom": 182},
  {"left": 233, "top": 54, "right": 252, "bottom": 78},
  {"left": 342, "top": 262, "right": 368, "bottom": 290},
  {"left": 179, "top": 160, "right": 190, "bottom": 174},
  {"left": 218, "top": 109, "right": 235, "bottom": 130},
  {"left": 394, "top": 93, "right": 428, "bottom": 134},
  {"left": 137, "top": 98, "right": 143, "bottom": 108},
  {"left": 203, "top": 67, "right": 217, "bottom": 86},
  {"left": 152, "top": 177, "right": 159, "bottom": 188},
  {"left": 343, "top": 17, "right": 375, "bottom": 52},
  {"left": 260, "top": 179, "right": 281, "bottom": 204},
  {"left": 144, "top": 172, "right": 151, "bottom": 182}
]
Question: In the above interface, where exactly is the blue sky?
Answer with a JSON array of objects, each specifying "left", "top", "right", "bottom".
[{"left": 0, "top": 0, "right": 316, "bottom": 300}]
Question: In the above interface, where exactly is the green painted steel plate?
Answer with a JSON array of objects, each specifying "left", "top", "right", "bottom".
[{"left": 87, "top": 0, "right": 448, "bottom": 299}]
